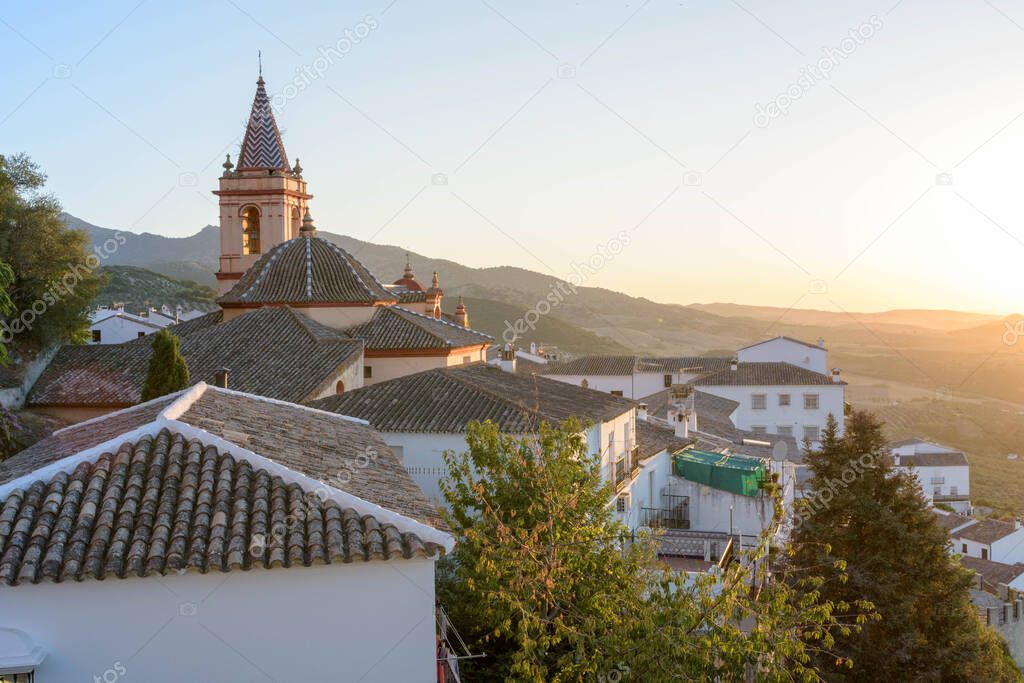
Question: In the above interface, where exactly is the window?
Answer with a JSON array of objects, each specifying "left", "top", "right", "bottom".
[
  {"left": 962, "top": 543, "right": 968, "bottom": 553},
  {"left": 335, "top": 380, "right": 345, "bottom": 394},
  {"left": 802, "top": 425, "right": 819, "bottom": 442},
  {"left": 92, "top": 329, "right": 102, "bottom": 343},
  {"left": 462, "top": 355, "right": 471, "bottom": 364},
  {"left": 982, "top": 548, "right": 989, "bottom": 560},
  {"left": 663, "top": 374, "right": 672, "bottom": 388},
  {"left": 624, "top": 421, "right": 631, "bottom": 449},
  {"left": 933, "top": 486, "right": 942, "bottom": 497},
  {"left": 803, "top": 394, "right": 819, "bottom": 410},
  {"left": 615, "top": 494, "right": 629, "bottom": 513},
  {"left": 751, "top": 426, "right": 767, "bottom": 437},
  {"left": 137, "top": 331, "right": 146, "bottom": 338},
  {"left": 950, "top": 486, "right": 958, "bottom": 496},
  {"left": 778, "top": 393, "right": 790, "bottom": 406},
  {"left": 363, "top": 366, "right": 372, "bottom": 379},
  {"left": 610, "top": 390, "right": 624, "bottom": 397},
  {"left": 751, "top": 393, "right": 767, "bottom": 410},
  {"left": 930, "top": 476, "right": 945, "bottom": 485},
  {"left": 777, "top": 425, "right": 793, "bottom": 437},
  {"left": 241, "top": 206, "right": 261, "bottom": 255}
]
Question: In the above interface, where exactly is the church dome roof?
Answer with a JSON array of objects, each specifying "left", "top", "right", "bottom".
[
  {"left": 393, "top": 276, "right": 423, "bottom": 292},
  {"left": 218, "top": 235, "right": 397, "bottom": 306}
]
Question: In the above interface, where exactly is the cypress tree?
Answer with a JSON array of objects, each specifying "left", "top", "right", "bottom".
[{"left": 141, "top": 330, "right": 189, "bottom": 401}]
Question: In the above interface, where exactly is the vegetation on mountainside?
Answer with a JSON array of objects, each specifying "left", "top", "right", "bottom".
[
  {"left": 785, "top": 412, "right": 1021, "bottom": 681},
  {"left": 0, "top": 259, "right": 14, "bottom": 365},
  {"left": 141, "top": 330, "right": 190, "bottom": 402},
  {"left": 0, "top": 155, "right": 106, "bottom": 348},
  {"left": 439, "top": 419, "right": 863, "bottom": 682},
  {"left": 94, "top": 265, "right": 217, "bottom": 315}
]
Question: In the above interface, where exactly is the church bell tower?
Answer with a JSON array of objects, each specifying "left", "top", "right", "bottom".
[{"left": 214, "top": 74, "right": 312, "bottom": 294}]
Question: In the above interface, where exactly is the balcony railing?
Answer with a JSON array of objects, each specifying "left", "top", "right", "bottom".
[
  {"left": 640, "top": 504, "right": 690, "bottom": 530},
  {"left": 614, "top": 458, "right": 627, "bottom": 491},
  {"left": 630, "top": 445, "right": 641, "bottom": 477}
]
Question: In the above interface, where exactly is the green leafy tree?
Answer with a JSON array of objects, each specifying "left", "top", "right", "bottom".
[
  {"left": 0, "top": 153, "right": 106, "bottom": 348},
  {"left": 439, "top": 419, "right": 863, "bottom": 682},
  {"left": 786, "top": 411, "right": 1021, "bottom": 681},
  {"left": 0, "top": 258, "right": 14, "bottom": 365},
  {"left": 141, "top": 330, "right": 190, "bottom": 401}
]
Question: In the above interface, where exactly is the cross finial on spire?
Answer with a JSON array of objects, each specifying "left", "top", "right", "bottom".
[{"left": 258, "top": 50, "right": 262, "bottom": 78}]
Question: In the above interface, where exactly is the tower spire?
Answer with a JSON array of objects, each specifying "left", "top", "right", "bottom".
[{"left": 237, "top": 71, "right": 290, "bottom": 171}]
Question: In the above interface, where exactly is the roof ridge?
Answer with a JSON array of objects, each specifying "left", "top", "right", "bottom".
[
  {"left": 238, "top": 239, "right": 295, "bottom": 300},
  {"left": 391, "top": 305, "right": 494, "bottom": 341},
  {"left": 200, "top": 384, "right": 370, "bottom": 425},
  {"left": 321, "top": 239, "right": 394, "bottom": 301}
]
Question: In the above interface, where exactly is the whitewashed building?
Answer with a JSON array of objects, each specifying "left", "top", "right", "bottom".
[
  {"left": 89, "top": 306, "right": 168, "bottom": 344},
  {"left": 0, "top": 383, "right": 452, "bottom": 682},
  {"left": 951, "top": 518, "right": 1024, "bottom": 564},
  {"left": 890, "top": 438, "right": 971, "bottom": 512}
]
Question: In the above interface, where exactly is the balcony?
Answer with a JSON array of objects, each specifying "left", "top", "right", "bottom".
[
  {"left": 639, "top": 493, "right": 690, "bottom": 530},
  {"left": 614, "top": 458, "right": 627, "bottom": 491},
  {"left": 630, "top": 445, "right": 641, "bottom": 477}
]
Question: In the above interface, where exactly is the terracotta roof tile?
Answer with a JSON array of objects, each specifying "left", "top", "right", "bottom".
[
  {"left": 346, "top": 306, "right": 492, "bottom": 351},
  {"left": 0, "top": 429, "right": 440, "bottom": 586},
  {"left": 218, "top": 236, "right": 396, "bottom": 305},
  {"left": 27, "top": 307, "right": 361, "bottom": 407},
  {"left": 694, "top": 362, "right": 840, "bottom": 387},
  {"left": 311, "top": 363, "right": 634, "bottom": 433}
]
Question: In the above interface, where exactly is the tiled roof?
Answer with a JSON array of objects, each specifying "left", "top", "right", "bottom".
[
  {"left": 346, "top": 306, "right": 492, "bottom": 351},
  {"left": 894, "top": 451, "right": 968, "bottom": 467},
  {"left": 237, "top": 77, "right": 290, "bottom": 171},
  {"left": 934, "top": 510, "right": 974, "bottom": 532},
  {"left": 218, "top": 235, "right": 396, "bottom": 306},
  {"left": 541, "top": 356, "right": 639, "bottom": 376},
  {"left": 694, "top": 362, "right": 841, "bottom": 386},
  {"left": 0, "top": 429, "right": 441, "bottom": 586},
  {"left": 542, "top": 355, "right": 732, "bottom": 377},
  {"left": 1, "top": 383, "right": 445, "bottom": 543},
  {"left": 636, "top": 421, "right": 694, "bottom": 460},
  {"left": 310, "top": 363, "right": 634, "bottom": 434},
  {"left": 28, "top": 307, "right": 362, "bottom": 407},
  {"left": 636, "top": 357, "right": 732, "bottom": 374},
  {"left": 960, "top": 556, "right": 1024, "bottom": 592},
  {"left": 953, "top": 519, "right": 1020, "bottom": 545},
  {"left": 397, "top": 290, "right": 428, "bottom": 304},
  {"left": 739, "top": 336, "right": 826, "bottom": 352}
]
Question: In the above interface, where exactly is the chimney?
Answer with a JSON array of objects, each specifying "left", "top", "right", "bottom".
[
  {"left": 817, "top": 337, "right": 825, "bottom": 349},
  {"left": 529, "top": 341, "right": 537, "bottom": 355},
  {"left": 637, "top": 403, "right": 648, "bottom": 421},
  {"left": 214, "top": 367, "right": 229, "bottom": 389},
  {"left": 499, "top": 345, "right": 517, "bottom": 373},
  {"left": 673, "top": 409, "right": 689, "bottom": 439},
  {"left": 730, "top": 358, "right": 738, "bottom": 372},
  {"left": 832, "top": 368, "right": 841, "bottom": 383},
  {"left": 1016, "top": 519, "right": 1022, "bottom": 530},
  {"left": 454, "top": 296, "right": 469, "bottom": 328}
]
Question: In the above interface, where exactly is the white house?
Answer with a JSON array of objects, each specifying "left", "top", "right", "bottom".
[
  {"left": 89, "top": 306, "right": 168, "bottom": 344},
  {"left": 692, "top": 361, "right": 845, "bottom": 446},
  {"left": 310, "top": 362, "right": 643, "bottom": 509},
  {"left": 890, "top": 438, "right": 971, "bottom": 512},
  {"left": 951, "top": 518, "right": 1024, "bottom": 564},
  {"left": 736, "top": 336, "right": 828, "bottom": 374},
  {"left": 540, "top": 356, "right": 731, "bottom": 399},
  {"left": 0, "top": 383, "right": 452, "bottom": 682}
]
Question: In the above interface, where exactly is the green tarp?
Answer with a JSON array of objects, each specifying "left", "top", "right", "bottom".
[{"left": 673, "top": 449, "right": 765, "bottom": 498}]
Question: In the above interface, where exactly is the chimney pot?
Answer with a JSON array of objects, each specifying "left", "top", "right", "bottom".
[
  {"left": 832, "top": 368, "right": 841, "bottom": 383},
  {"left": 637, "top": 403, "right": 648, "bottom": 421},
  {"left": 730, "top": 358, "right": 738, "bottom": 371}
]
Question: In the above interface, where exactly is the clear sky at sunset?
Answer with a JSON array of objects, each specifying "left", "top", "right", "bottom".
[{"left": 2, "top": 0, "right": 1023, "bottom": 314}]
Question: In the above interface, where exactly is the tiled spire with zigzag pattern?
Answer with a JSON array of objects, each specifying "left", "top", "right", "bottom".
[{"left": 237, "top": 76, "right": 290, "bottom": 171}]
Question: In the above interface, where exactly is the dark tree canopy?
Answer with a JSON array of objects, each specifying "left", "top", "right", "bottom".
[
  {"left": 786, "top": 411, "right": 1021, "bottom": 681},
  {"left": 0, "top": 154, "right": 106, "bottom": 349},
  {"left": 141, "top": 330, "right": 190, "bottom": 402}
]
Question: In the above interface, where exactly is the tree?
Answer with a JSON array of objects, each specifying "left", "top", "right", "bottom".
[
  {"left": 439, "top": 419, "right": 861, "bottom": 682},
  {"left": 786, "top": 411, "right": 1021, "bottom": 681},
  {"left": 141, "top": 330, "right": 190, "bottom": 401},
  {"left": 0, "top": 258, "right": 14, "bottom": 365},
  {"left": 0, "top": 154, "right": 106, "bottom": 349}
]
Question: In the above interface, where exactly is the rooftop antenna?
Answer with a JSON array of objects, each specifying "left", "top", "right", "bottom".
[{"left": 258, "top": 50, "right": 262, "bottom": 77}]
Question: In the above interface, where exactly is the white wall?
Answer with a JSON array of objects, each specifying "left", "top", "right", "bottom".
[
  {"left": 0, "top": 560, "right": 438, "bottom": 682},
  {"left": 363, "top": 347, "right": 487, "bottom": 386},
  {"left": 738, "top": 338, "right": 827, "bottom": 374},
  {"left": 90, "top": 315, "right": 163, "bottom": 344},
  {"left": 544, "top": 371, "right": 702, "bottom": 400},
  {"left": 617, "top": 450, "right": 674, "bottom": 530},
  {"left": 992, "top": 530, "right": 1024, "bottom": 564},
  {"left": 697, "top": 383, "right": 845, "bottom": 444},
  {"left": 899, "top": 464, "right": 971, "bottom": 510}
]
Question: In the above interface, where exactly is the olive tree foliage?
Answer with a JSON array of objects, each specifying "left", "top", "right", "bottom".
[{"left": 438, "top": 418, "right": 868, "bottom": 682}]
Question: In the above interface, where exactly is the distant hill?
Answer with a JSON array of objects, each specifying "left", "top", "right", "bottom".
[
  {"left": 689, "top": 302, "right": 1002, "bottom": 331},
  {"left": 95, "top": 266, "right": 218, "bottom": 315}
]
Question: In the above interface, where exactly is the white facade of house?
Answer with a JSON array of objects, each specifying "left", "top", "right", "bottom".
[
  {"left": 696, "top": 383, "right": 844, "bottom": 445},
  {"left": 0, "top": 561, "right": 438, "bottom": 682},
  {"left": 616, "top": 449, "right": 676, "bottom": 530},
  {"left": 371, "top": 408, "right": 636, "bottom": 510},
  {"left": 953, "top": 525, "right": 1024, "bottom": 564},
  {"left": 364, "top": 347, "right": 489, "bottom": 385},
  {"left": 738, "top": 337, "right": 827, "bottom": 374},
  {"left": 89, "top": 311, "right": 164, "bottom": 344},
  {"left": 544, "top": 369, "right": 705, "bottom": 400}
]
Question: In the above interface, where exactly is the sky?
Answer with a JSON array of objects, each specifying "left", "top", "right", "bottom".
[{"left": 2, "top": 0, "right": 1024, "bottom": 314}]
